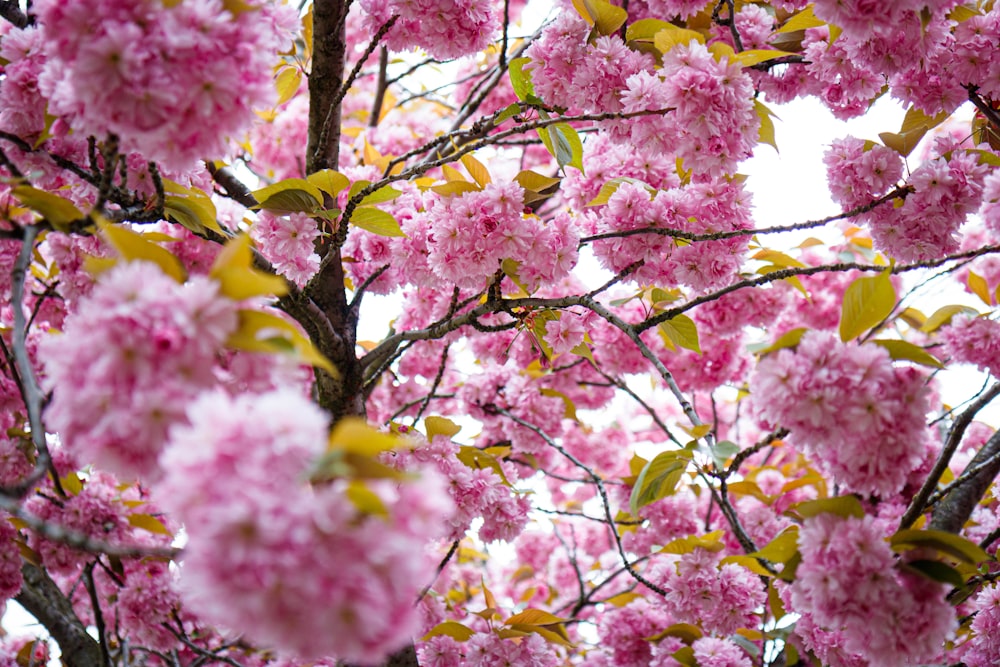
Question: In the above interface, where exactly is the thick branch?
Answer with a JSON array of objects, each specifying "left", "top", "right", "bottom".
[
  {"left": 930, "top": 429, "right": 1000, "bottom": 533},
  {"left": 0, "top": 1, "right": 29, "bottom": 28},
  {"left": 17, "top": 562, "right": 103, "bottom": 667}
]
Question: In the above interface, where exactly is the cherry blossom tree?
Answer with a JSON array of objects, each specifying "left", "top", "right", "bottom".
[{"left": 2, "top": 0, "right": 1000, "bottom": 666}]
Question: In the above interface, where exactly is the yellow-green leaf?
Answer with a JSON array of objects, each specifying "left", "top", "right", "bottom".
[
  {"left": 226, "top": 308, "right": 336, "bottom": 374},
  {"left": 659, "top": 314, "right": 700, "bottom": 354},
  {"left": 778, "top": 6, "right": 824, "bottom": 32},
  {"left": 871, "top": 339, "right": 943, "bottom": 368},
  {"left": 514, "top": 170, "right": 561, "bottom": 193},
  {"left": 625, "top": 18, "right": 674, "bottom": 42},
  {"left": 571, "top": 0, "right": 628, "bottom": 36},
  {"left": 890, "top": 529, "right": 991, "bottom": 566},
  {"left": 722, "top": 554, "right": 779, "bottom": 577},
  {"left": 209, "top": 234, "right": 289, "bottom": 300},
  {"left": 753, "top": 327, "right": 808, "bottom": 356},
  {"left": 921, "top": 304, "right": 978, "bottom": 333},
  {"left": 658, "top": 530, "right": 725, "bottom": 555},
  {"left": 646, "top": 623, "right": 703, "bottom": 644},
  {"left": 425, "top": 416, "right": 461, "bottom": 440},
  {"left": 328, "top": 417, "right": 401, "bottom": 456},
  {"left": 345, "top": 480, "right": 389, "bottom": 518},
  {"left": 508, "top": 57, "right": 536, "bottom": 102},
  {"left": 358, "top": 185, "right": 403, "bottom": 207},
  {"left": 753, "top": 248, "right": 804, "bottom": 268},
  {"left": 162, "top": 180, "right": 223, "bottom": 235},
  {"left": 275, "top": 66, "right": 302, "bottom": 106},
  {"left": 350, "top": 208, "right": 405, "bottom": 237},
  {"left": 12, "top": 186, "right": 83, "bottom": 230},
  {"left": 654, "top": 25, "right": 705, "bottom": 53},
  {"left": 128, "top": 513, "right": 171, "bottom": 536},
  {"left": 97, "top": 217, "right": 187, "bottom": 283},
  {"left": 750, "top": 526, "right": 799, "bottom": 563},
  {"left": 968, "top": 270, "right": 992, "bottom": 305},
  {"left": 461, "top": 154, "right": 492, "bottom": 189},
  {"left": 629, "top": 450, "right": 693, "bottom": 514},
  {"left": 538, "top": 123, "right": 584, "bottom": 172},
  {"left": 733, "top": 49, "right": 798, "bottom": 67},
  {"left": 879, "top": 129, "right": 929, "bottom": 158},
  {"left": 252, "top": 179, "right": 323, "bottom": 213},
  {"left": 430, "top": 181, "right": 482, "bottom": 197},
  {"left": 457, "top": 445, "right": 513, "bottom": 486},
  {"left": 755, "top": 99, "right": 778, "bottom": 151},
  {"left": 787, "top": 496, "right": 865, "bottom": 520},
  {"left": 838, "top": 271, "right": 896, "bottom": 342},
  {"left": 423, "top": 622, "right": 475, "bottom": 642},
  {"left": 306, "top": 169, "right": 350, "bottom": 198},
  {"left": 506, "top": 609, "right": 568, "bottom": 626}
]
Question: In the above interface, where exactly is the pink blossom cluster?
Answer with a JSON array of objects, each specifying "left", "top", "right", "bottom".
[
  {"left": 594, "top": 598, "right": 675, "bottom": 667},
  {"left": 962, "top": 583, "right": 1000, "bottom": 666},
  {"left": 862, "top": 150, "right": 989, "bottom": 262},
  {"left": 652, "top": 637, "right": 751, "bottom": 667},
  {"left": 525, "top": 13, "right": 652, "bottom": 115},
  {"left": 250, "top": 211, "right": 322, "bottom": 288},
  {"left": 750, "top": 331, "right": 930, "bottom": 496},
  {"left": 618, "top": 42, "right": 758, "bottom": 177},
  {"left": 40, "top": 261, "right": 239, "bottom": 481},
  {"left": 157, "top": 389, "right": 455, "bottom": 662},
  {"left": 418, "top": 632, "right": 558, "bottom": 667},
  {"left": 789, "top": 513, "right": 955, "bottom": 667},
  {"left": 423, "top": 182, "right": 575, "bottom": 291},
  {"left": 981, "top": 170, "right": 1000, "bottom": 234},
  {"left": 940, "top": 315, "right": 1000, "bottom": 377},
  {"left": 393, "top": 432, "right": 530, "bottom": 543},
  {"left": 33, "top": 0, "right": 296, "bottom": 172},
  {"left": 585, "top": 178, "right": 753, "bottom": 292},
  {"left": 649, "top": 548, "right": 765, "bottom": 636},
  {"left": 824, "top": 137, "right": 904, "bottom": 210},
  {"left": 358, "top": 0, "right": 497, "bottom": 60}
]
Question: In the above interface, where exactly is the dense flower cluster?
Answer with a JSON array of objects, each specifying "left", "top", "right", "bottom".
[
  {"left": 34, "top": 0, "right": 297, "bottom": 171},
  {"left": 158, "top": 389, "right": 455, "bottom": 662},
  {"left": 751, "top": 331, "right": 930, "bottom": 496},
  {"left": 250, "top": 211, "right": 322, "bottom": 288},
  {"left": 358, "top": 0, "right": 496, "bottom": 59},
  {"left": 40, "top": 261, "right": 239, "bottom": 480},
  {"left": 789, "top": 513, "right": 955, "bottom": 667}
]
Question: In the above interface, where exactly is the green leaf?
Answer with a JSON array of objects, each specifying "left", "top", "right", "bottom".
[
  {"left": 755, "top": 99, "right": 778, "bottom": 151},
  {"left": 787, "top": 496, "right": 865, "bottom": 520},
  {"left": 538, "top": 123, "right": 584, "bottom": 172},
  {"left": 350, "top": 208, "right": 405, "bottom": 237},
  {"left": 629, "top": 450, "right": 693, "bottom": 514},
  {"left": 495, "top": 103, "right": 522, "bottom": 124},
  {"left": 870, "top": 339, "right": 943, "bottom": 368},
  {"left": 654, "top": 25, "right": 705, "bottom": 53},
  {"left": 346, "top": 480, "right": 389, "bottom": 517},
  {"left": 251, "top": 179, "right": 323, "bottom": 213},
  {"left": 903, "top": 559, "right": 966, "bottom": 588},
  {"left": 671, "top": 646, "right": 697, "bottom": 667},
  {"left": 750, "top": 526, "right": 799, "bottom": 563},
  {"left": 430, "top": 181, "right": 482, "bottom": 197},
  {"left": 423, "top": 622, "right": 475, "bottom": 642},
  {"left": 890, "top": 529, "right": 991, "bottom": 566},
  {"left": 586, "top": 178, "right": 641, "bottom": 207},
  {"left": 508, "top": 57, "right": 536, "bottom": 102},
  {"left": 721, "top": 554, "right": 775, "bottom": 577},
  {"left": 921, "top": 304, "right": 978, "bottom": 333},
  {"left": 838, "top": 271, "right": 896, "bottom": 342},
  {"left": 733, "top": 49, "right": 798, "bottom": 67},
  {"left": 659, "top": 314, "right": 700, "bottom": 354},
  {"left": 12, "top": 186, "right": 83, "bottom": 230}
]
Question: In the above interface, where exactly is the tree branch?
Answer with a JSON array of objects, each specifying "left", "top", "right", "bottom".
[{"left": 17, "top": 562, "right": 103, "bottom": 667}]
